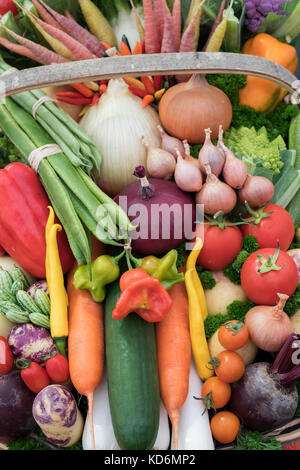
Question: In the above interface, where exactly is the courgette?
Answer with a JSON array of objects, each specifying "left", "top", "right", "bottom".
[
  {"left": 289, "top": 112, "right": 300, "bottom": 170},
  {"left": 105, "top": 281, "right": 160, "bottom": 450}
]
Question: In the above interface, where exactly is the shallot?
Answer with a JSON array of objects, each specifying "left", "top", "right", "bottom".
[
  {"left": 174, "top": 150, "right": 203, "bottom": 192},
  {"left": 198, "top": 128, "right": 225, "bottom": 177},
  {"left": 142, "top": 136, "right": 176, "bottom": 180},
  {"left": 157, "top": 125, "right": 185, "bottom": 160},
  {"left": 239, "top": 175, "right": 275, "bottom": 207},
  {"left": 221, "top": 142, "right": 248, "bottom": 189},
  {"left": 196, "top": 164, "right": 237, "bottom": 215}
]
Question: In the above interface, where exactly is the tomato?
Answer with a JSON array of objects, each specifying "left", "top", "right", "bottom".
[
  {"left": 45, "top": 353, "right": 70, "bottom": 384},
  {"left": 120, "top": 269, "right": 149, "bottom": 291},
  {"left": 212, "top": 351, "right": 245, "bottom": 383},
  {"left": 201, "top": 376, "right": 231, "bottom": 410},
  {"left": 210, "top": 411, "right": 240, "bottom": 444},
  {"left": 218, "top": 320, "right": 249, "bottom": 351},
  {"left": 0, "top": 336, "right": 13, "bottom": 375},
  {"left": 19, "top": 361, "right": 51, "bottom": 394},
  {"left": 194, "top": 222, "right": 242, "bottom": 271},
  {"left": 0, "top": 0, "right": 18, "bottom": 16},
  {"left": 241, "top": 246, "right": 298, "bottom": 305},
  {"left": 241, "top": 204, "right": 295, "bottom": 251}
]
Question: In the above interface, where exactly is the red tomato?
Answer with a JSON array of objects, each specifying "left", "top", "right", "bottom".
[
  {"left": 20, "top": 361, "right": 51, "bottom": 394},
  {"left": 241, "top": 204, "right": 295, "bottom": 251},
  {"left": 0, "top": 0, "right": 18, "bottom": 16},
  {"left": 241, "top": 247, "right": 298, "bottom": 305},
  {"left": 194, "top": 222, "right": 243, "bottom": 271},
  {"left": 45, "top": 353, "right": 70, "bottom": 384},
  {"left": 210, "top": 411, "right": 240, "bottom": 444},
  {"left": 0, "top": 336, "right": 13, "bottom": 374}
]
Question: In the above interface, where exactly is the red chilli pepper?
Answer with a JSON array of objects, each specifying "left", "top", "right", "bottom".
[
  {"left": 0, "top": 336, "right": 13, "bottom": 375},
  {"left": 128, "top": 85, "right": 148, "bottom": 98},
  {"left": 140, "top": 76, "right": 155, "bottom": 95},
  {"left": 70, "top": 82, "right": 94, "bottom": 98},
  {"left": 43, "top": 351, "right": 70, "bottom": 384},
  {"left": 113, "top": 270, "right": 173, "bottom": 322},
  {"left": 153, "top": 75, "right": 163, "bottom": 91},
  {"left": 91, "top": 92, "right": 100, "bottom": 106},
  {"left": 56, "top": 91, "right": 85, "bottom": 98},
  {"left": 132, "top": 41, "right": 143, "bottom": 55},
  {"left": 16, "top": 359, "right": 51, "bottom": 394},
  {"left": 56, "top": 97, "right": 93, "bottom": 105}
]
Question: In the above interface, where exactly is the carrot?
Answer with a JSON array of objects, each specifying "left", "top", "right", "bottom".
[
  {"left": 79, "top": 0, "right": 117, "bottom": 47},
  {"left": 172, "top": 0, "right": 182, "bottom": 51},
  {"left": 0, "top": 37, "right": 40, "bottom": 63},
  {"left": 184, "top": 0, "right": 204, "bottom": 49},
  {"left": 155, "top": 276, "right": 191, "bottom": 451},
  {"left": 0, "top": 24, "right": 69, "bottom": 64},
  {"left": 129, "top": 0, "right": 145, "bottom": 42},
  {"left": 143, "top": 0, "right": 160, "bottom": 54},
  {"left": 153, "top": 0, "right": 165, "bottom": 46},
  {"left": 35, "top": 0, "right": 106, "bottom": 57},
  {"left": 32, "top": 0, "right": 63, "bottom": 30},
  {"left": 161, "top": 0, "right": 176, "bottom": 53},
  {"left": 23, "top": 8, "right": 96, "bottom": 61},
  {"left": 142, "top": 94, "right": 154, "bottom": 107},
  {"left": 180, "top": 0, "right": 204, "bottom": 52},
  {"left": 70, "top": 82, "right": 94, "bottom": 98},
  {"left": 67, "top": 238, "right": 105, "bottom": 451},
  {"left": 18, "top": 4, "right": 75, "bottom": 60},
  {"left": 205, "top": 0, "right": 234, "bottom": 52},
  {"left": 123, "top": 77, "right": 146, "bottom": 90},
  {"left": 141, "top": 76, "right": 155, "bottom": 94}
]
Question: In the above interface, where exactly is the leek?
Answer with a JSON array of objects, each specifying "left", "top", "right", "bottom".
[
  {"left": 271, "top": 166, "right": 300, "bottom": 208},
  {"left": 270, "top": 1, "right": 300, "bottom": 43}
]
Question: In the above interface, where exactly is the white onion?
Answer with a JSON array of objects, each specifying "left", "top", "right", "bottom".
[{"left": 80, "top": 79, "right": 161, "bottom": 196}]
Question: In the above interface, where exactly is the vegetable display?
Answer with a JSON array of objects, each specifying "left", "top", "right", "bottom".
[{"left": 0, "top": 0, "right": 299, "bottom": 453}]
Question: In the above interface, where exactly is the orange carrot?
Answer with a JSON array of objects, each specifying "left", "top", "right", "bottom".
[
  {"left": 155, "top": 275, "right": 191, "bottom": 450},
  {"left": 142, "top": 94, "right": 155, "bottom": 107},
  {"left": 67, "top": 238, "right": 105, "bottom": 451}
]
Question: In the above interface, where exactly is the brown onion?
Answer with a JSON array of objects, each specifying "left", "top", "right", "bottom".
[
  {"left": 196, "top": 164, "right": 237, "bottom": 215},
  {"left": 158, "top": 74, "right": 233, "bottom": 144},
  {"left": 245, "top": 294, "right": 293, "bottom": 352},
  {"left": 239, "top": 175, "right": 275, "bottom": 207}
]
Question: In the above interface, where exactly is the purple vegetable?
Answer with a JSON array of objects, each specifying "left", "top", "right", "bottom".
[
  {"left": 33, "top": 385, "right": 84, "bottom": 447},
  {"left": 230, "top": 333, "right": 300, "bottom": 431},
  {"left": 8, "top": 323, "right": 55, "bottom": 364},
  {"left": 116, "top": 167, "right": 196, "bottom": 255},
  {"left": 0, "top": 371, "right": 36, "bottom": 443},
  {"left": 244, "top": 0, "right": 291, "bottom": 33},
  {"left": 287, "top": 249, "right": 300, "bottom": 283},
  {"left": 27, "top": 280, "right": 49, "bottom": 299}
]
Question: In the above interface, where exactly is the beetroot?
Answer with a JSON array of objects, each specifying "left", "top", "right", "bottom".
[{"left": 115, "top": 167, "right": 196, "bottom": 255}]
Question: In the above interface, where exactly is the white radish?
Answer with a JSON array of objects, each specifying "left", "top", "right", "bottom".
[{"left": 171, "top": 356, "right": 215, "bottom": 450}]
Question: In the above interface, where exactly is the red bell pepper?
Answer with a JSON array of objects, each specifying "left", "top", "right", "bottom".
[
  {"left": 112, "top": 270, "right": 173, "bottom": 322},
  {"left": 0, "top": 162, "right": 74, "bottom": 278}
]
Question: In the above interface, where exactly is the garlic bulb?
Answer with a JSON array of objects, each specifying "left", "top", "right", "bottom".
[{"left": 80, "top": 79, "right": 161, "bottom": 196}]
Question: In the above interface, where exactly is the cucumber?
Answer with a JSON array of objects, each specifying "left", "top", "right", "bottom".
[
  {"left": 10, "top": 279, "right": 25, "bottom": 298},
  {"left": 16, "top": 290, "right": 43, "bottom": 314},
  {"left": 289, "top": 112, "right": 300, "bottom": 170},
  {"left": 0, "top": 288, "right": 17, "bottom": 303},
  {"left": 10, "top": 265, "right": 30, "bottom": 289},
  {"left": 34, "top": 289, "right": 50, "bottom": 316},
  {"left": 0, "top": 268, "right": 13, "bottom": 292},
  {"left": 105, "top": 282, "right": 160, "bottom": 450},
  {"left": 29, "top": 312, "right": 50, "bottom": 329}
]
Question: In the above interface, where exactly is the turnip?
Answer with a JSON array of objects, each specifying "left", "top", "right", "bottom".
[
  {"left": 208, "top": 329, "right": 257, "bottom": 366},
  {"left": 230, "top": 333, "right": 300, "bottom": 432},
  {"left": 8, "top": 323, "right": 55, "bottom": 364},
  {"left": 205, "top": 271, "right": 247, "bottom": 316}
]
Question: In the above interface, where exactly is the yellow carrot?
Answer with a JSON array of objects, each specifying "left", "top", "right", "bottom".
[
  {"left": 129, "top": 0, "right": 145, "bottom": 41},
  {"left": 45, "top": 206, "right": 55, "bottom": 295},
  {"left": 205, "top": 0, "right": 234, "bottom": 52},
  {"left": 79, "top": 0, "right": 117, "bottom": 47}
]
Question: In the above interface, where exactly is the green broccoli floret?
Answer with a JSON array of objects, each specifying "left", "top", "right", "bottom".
[
  {"left": 232, "top": 428, "right": 282, "bottom": 450},
  {"left": 223, "top": 251, "right": 249, "bottom": 285},
  {"left": 284, "top": 286, "right": 300, "bottom": 317},
  {"left": 0, "top": 131, "right": 23, "bottom": 168},
  {"left": 224, "top": 126, "right": 286, "bottom": 174},
  {"left": 204, "top": 300, "right": 255, "bottom": 338},
  {"left": 196, "top": 267, "right": 216, "bottom": 290}
]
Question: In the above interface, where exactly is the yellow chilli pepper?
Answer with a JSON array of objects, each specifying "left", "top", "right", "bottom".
[
  {"left": 45, "top": 207, "right": 68, "bottom": 358},
  {"left": 185, "top": 238, "right": 213, "bottom": 380}
]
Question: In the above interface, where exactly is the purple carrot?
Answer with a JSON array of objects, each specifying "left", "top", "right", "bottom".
[
  {"left": 0, "top": 37, "right": 40, "bottom": 63},
  {"left": 153, "top": 0, "right": 165, "bottom": 46},
  {"left": 202, "top": 0, "right": 226, "bottom": 51},
  {"left": 172, "top": 0, "right": 181, "bottom": 51},
  {"left": 32, "top": 0, "right": 64, "bottom": 30},
  {"left": 176, "top": 6, "right": 202, "bottom": 82},
  {"left": 161, "top": 0, "right": 176, "bottom": 53},
  {"left": 0, "top": 24, "right": 69, "bottom": 64},
  {"left": 143, "top": 0, "right": 160, "bottom": 54},
  {"left": 35, "top": 0, "right": 106, "bottom": 57},
  {"left": 25, "top": 10, "right": 96, "bottom": 60}
]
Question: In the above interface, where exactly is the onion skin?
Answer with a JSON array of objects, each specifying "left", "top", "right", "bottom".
[
  {"left": 196, "top": 173, "right": 237, "bottom": 215},
  {"left": 115, "top": 178, "right": 196, "bottom": 255},
  {"left": 158, "top": 74, "right": 232, "bottom": 144},
  {"left": 230, "top": 362, "right": 298, "bottom": 432}
]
